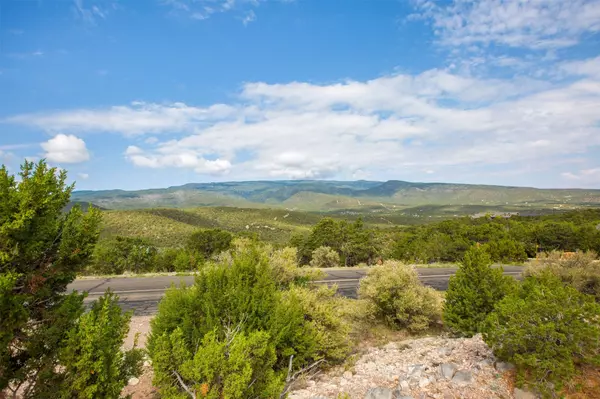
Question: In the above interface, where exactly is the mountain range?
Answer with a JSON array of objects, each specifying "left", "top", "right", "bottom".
[{"left": 72, "top": 180, "right": 600, "bottom": 213}]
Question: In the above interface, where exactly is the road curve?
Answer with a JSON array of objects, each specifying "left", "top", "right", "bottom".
[{"left": 70, "top": 266, "right": 524, "bottom": 316}]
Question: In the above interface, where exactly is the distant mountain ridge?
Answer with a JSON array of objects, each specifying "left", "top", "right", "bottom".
[{"left": 71, "top": 180, "right": 600, "bottom": 211}]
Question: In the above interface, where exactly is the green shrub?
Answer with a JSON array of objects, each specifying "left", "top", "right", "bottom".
[
  {"left": 281, "top": 285, "right": 352, "bottom": 362},
  {"left": 334, "top": 297, "right": 376, "bottom": 339},
  {"left": 310, "top": 246, "right": 340, "bottom": 268},
  {"left": 153, "top": 248, "right": 180, "bottom": 272},
  {"left": 57, "top": 291, "right": 143, "bottom": 398},
  {"left": 173, "top": 249, "right": 203, "bottom": 272},
  {"left": 443, "top": 245, "right": 514, "bottom": 336},
  {"left": 88, "top": 236, "right": 158, "bottom": 275},
  {"left": 525, "top": 250, "right": 600, "bottom": 301},
  {"left": 268, "top": 246, "right": 324, "bottom": 288},
  {"left": 151, "top": 328, "right": 282, "bottom": 399},
  {"left": 483, "top": 273, "right": 600, "bottom": 397},
  {"left": 358, "top": 260, "right": 442, "bottom": 332},
  {"left": 148, "top": 243, "right": 348, "bottom": 398},
  {"left": 482, "top": 238, "right": 528, "bottom": 263},
  {"left": 186, "top": 228, "right": 233, "bottom": 259}
]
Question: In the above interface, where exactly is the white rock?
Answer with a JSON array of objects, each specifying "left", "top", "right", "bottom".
[
  {"left": 398, "top": 380, "right": 410, "bottom": 393},
  {"left": 342, "top": 371, "right": 353, "bottom": 380},
  {"left": 127, "top": 377, "right": 140, "bottom": 386},
  {"left": 418, "top": 377, "right": 431, "bottom": 388},
  {"left": 407, "top": 364, "right": 423, "bottom": 378}
]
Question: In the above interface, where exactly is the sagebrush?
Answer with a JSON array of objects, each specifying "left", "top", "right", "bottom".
[
  {"left": 358, "top": 260, "right": 442, "bottom": 332},
  {"left": 525, "top": 250, "right": 600, "bottom": 301}
]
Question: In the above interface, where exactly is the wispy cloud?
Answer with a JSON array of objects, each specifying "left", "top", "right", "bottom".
[
  {"left": 7, "top": 50, "right": 44, "bottom": 59},
  {"left": 161, "top": 0, "right": 286, "bottom": 23},
  {"left": 412, "top": 0, "right": 600, "bottom": 50},
  {"left": 73, "top": 0, "right": 114, "bottom": 25},
  {"left": 242, "top": 10, "right": 256, "bottom": 26}
]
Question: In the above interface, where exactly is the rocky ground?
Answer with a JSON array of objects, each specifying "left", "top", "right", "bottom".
[
  {"left": 122, "top": 317, "right": 537, "bottom": 399},
  {"left": 287, "top": 334, "right": 526, "bottom": 399}
]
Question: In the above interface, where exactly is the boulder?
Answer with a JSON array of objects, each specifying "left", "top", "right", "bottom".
[
  {"left": 439, "top": 363, "right": 457, "bottom": 380},
  {"left": 451, "top": 370, "right": 473, "bottom": 386},
  {"left": 365, "top": 387, "right": 394, "bottom": 399}
]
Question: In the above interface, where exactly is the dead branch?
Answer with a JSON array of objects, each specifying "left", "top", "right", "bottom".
[
  {"left": 280, "top": 357, "right": 326, "bottom": 398},
  {"left": 173, "top": 370, "right": 196, "bottom": 399}
]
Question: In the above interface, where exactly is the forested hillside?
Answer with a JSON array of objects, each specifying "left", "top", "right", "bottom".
[{"left": 72, "top": 179, "right": 600, "bottom": 211}]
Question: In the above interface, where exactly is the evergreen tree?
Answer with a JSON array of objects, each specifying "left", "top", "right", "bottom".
[
  {"left": 187, "top": 228, "right": 233, "bottom": 259},
  {"left": 443, "top": 245, "right": 514, "bottom": 336},
  {"left": 483, "top": 273, "right": 600, "bottom": 396},
  {"left": 0, "top": 160, "right": 140, "bottom": 397}
]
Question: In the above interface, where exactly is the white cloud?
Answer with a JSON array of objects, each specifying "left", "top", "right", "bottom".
[
  {"left": 125, "top": 146, "right": 231, "bottom": 175},
  {"left": 8, "top": 55, "right": 600, "bottom": 183},
  {"left": 412, "top": 0, "right": 600, "bottom": 50},
  {"left": 561, "top": 56, "right": 600, "bottom": 78},
  {"left": 41, "top": 134, "right": 90, "bottom": 163},
  {"left": 78, "top": 173, "right": 89, "bottom": 179}
]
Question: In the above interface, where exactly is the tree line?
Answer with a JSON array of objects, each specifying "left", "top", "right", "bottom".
[{"left": 82, "top": 208, "right": 600, "bottom": 275}]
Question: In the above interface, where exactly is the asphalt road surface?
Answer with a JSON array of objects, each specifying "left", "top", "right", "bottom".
[{"left": 70, "top": 266, "right": 524, "bottom": 316}]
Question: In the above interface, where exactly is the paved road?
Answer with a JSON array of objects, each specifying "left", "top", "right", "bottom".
[{"left": 70, "top": 266, "right": 524, "bottom": 315}]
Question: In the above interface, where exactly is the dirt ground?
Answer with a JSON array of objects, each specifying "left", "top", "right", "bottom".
[{"left": 121, "top": 316, "right": 158, "bottom": 398}]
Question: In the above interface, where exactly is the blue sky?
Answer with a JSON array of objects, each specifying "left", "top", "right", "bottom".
[{"left": 1, "top": 0, "right": 600, "bottom": 190}]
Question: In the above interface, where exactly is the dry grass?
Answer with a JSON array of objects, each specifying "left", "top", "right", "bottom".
[{"left": 563, "top": 366, "right": 600, "bottom": 399}]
